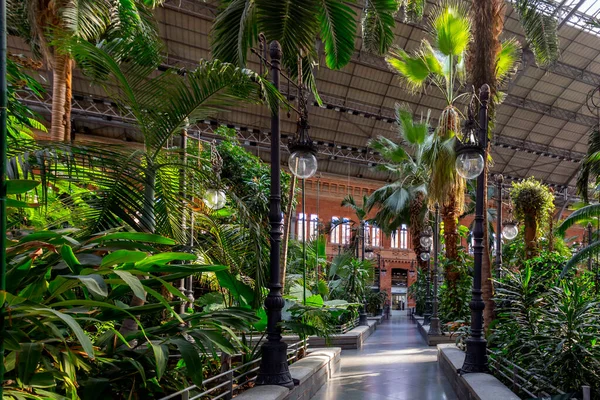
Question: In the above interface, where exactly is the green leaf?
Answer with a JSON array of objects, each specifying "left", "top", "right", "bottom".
[
  {"left": 171, "top": 338, "right": 204, "bottom": 386},
  {"left": 215, "top": 270, "right": 254, "bottom": 308},
  {"left": 318, "top": 0, "right": 357, "bottom": 69},
  {"left": 114, "top": 270, "right": 146, "bottom": 301},
  {"left": 150, "top": 343, "right": 168, "bottom": 380},
  {"left": 306, "top": 294, "right": 324, "bottom": 307},
  {"left": 35, "top": 308, "right": 95, "bottom": 359},
  {"left": 253, "top": 307, "right": 267, "bottom": 331},
  {"left": 430, "top": 2, "right": 471, "bottom": 57},
  {"left": 134, "top": 252, "right": 196, "bottom": 268},
  {"left": 7, "top": 198, "right": 37, "bottom": 208},
  {"left": 19, "top": 231, "right": 62, "bottom": 243},
  {"left": 17, "top": 343, "right": 43, "bottom": 385},
  {"left": 144, "top": 286, "right": 184, "bottom": 323},
  {"left": 513, "top": 0, "right": 558, "bottom": 67},
  {"left": 386, "top": 48, "right": 430, "bottom": 92},
  {"left": 6, "top": 179, "right": 40, "bottom": 194},
  {"left": 89, "top": 232, "right": 176, "bottom": 245},
  {"left": 101, "top": 250, "right": 147, "bottom": 267},
  {"left": 133, "top": 264, "right": 227, "bottom": 273},
  {"left": 70, "top": 274, "right": 108, "bottom": 298},
  {"left": 61, "top": 245, "right": 82, "bottom": 275},
  {"left": 362, "top": 0, "right": 398, "bottom": 55}
]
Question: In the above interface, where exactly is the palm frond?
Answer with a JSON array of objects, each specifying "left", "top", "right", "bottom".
[
  {"left": 556, "top": 204, "right": 600, "bottom": 237},
  {"left": 211, "top": 0, "right": 258, "bottom": 66},
  {"left": 496, "top": 38, "right": 522, "bottom": 84},
  {"left": 362, "top": 0, "right": 399, "bottom": 55},
  {"left": 386, "top": 48, "right": 431, "bottom": 92},
  {"left": 317, "top": 0, "right": 357, "bottom": 69},
  {"left": 399, "top": 0, "right": 426, "bottom": 23},
  {"left": 562, "top": 241, "right": 600, "bottom": 277},
  {"left": 577, "top": 129, "right": 600, "bottom": 202},
  {"left": 513, "top": 0, "right": 559, "bottom": 67},
  {"left": 429, "top": 1, "right": 471, "bottom": 57}
]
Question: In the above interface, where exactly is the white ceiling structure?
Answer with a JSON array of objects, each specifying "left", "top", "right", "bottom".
[{"left": 11, "top": 0, "right": 600, "bottom": 200}]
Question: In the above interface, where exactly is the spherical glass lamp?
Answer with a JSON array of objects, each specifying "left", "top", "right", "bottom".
[
  {"left": 502, "top": 222, "right": 518, "bottom": 240},
  {"left": 203, "top": 189, "right": 226, "bottom": 210},
  {"left": 289, "top": 150, "right": 318, "bottom": 179},
  {"left": 420, "top": 235, "right": 432, "bottom": 249},
  {"left": 455, "top": 151, "right": 485, "bottom": 180},
  {"left": 365, "top": 248, "right": 374, "bottom": 260},
  {"left": 419, "top": 252, "right": 430, "bottom": 262}
]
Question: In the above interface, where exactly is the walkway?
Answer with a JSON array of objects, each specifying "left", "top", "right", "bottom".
[{"left": 311, "top": 312, "right": 457, "bottom": 400}]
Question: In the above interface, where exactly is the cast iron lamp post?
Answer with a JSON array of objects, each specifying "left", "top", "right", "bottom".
[
  {"left": 428, "top": 203, "right": 442, "bottom": 336},
  {"left": 256, "top": 40, "right": 295, "bottom": 388},
  {"left": 419, "top": 226, "right": 433, "bottom": 324},
  {"left": 495, "top": 175, "right": 503, "bottom": 278},
  {"left": 456, "top": 85, "right": 490, "bottom": 374}
]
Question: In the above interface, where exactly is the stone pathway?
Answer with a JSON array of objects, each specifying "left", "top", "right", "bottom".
[{"left": 310, "top": 312, "right": 457, "bottom": 400}]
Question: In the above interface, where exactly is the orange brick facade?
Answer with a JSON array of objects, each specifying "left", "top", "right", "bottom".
[{"left": 291, "top": 173, "right": 585, "bottom": 310}]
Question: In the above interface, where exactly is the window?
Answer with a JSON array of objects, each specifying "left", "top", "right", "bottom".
[
  {"left": 400, "top": 224, "right": 408, "bottom": 249},
  {"left": 391, "top": 230, "right": 399, "bottom": 248},
  {"left": 372, "top": 226, "right": 381, "bottom": 247},
  {"left": 297, "top": 213, "right": 306, "bottom": 241},
  {"left": 341, "top": 218, "right": 351, "bottom": 245},
  {"left": 308, "top": 214, "right": 319, "bottom": 240},
  {"left": 363, "top": 222, "right": 371, "bottom": 246},
  {"left": 331, "top": 217, "right": 340, "bottom": 244}
]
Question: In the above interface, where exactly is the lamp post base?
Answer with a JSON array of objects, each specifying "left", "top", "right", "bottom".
[
  {"left": 359, "top": 311, "right": 368, "bottom": 326},
  {"left": 460, "top": 337, "right": 489, "bottom": 374},
  {"left": 428, "top": 317, "right": 442, "bottom": 336},
  {"left": 423, "top": 313, "right": 431, "bottom": 325},
  {"left": 256, "top": 340, "right": 295, "bottom": 388}
]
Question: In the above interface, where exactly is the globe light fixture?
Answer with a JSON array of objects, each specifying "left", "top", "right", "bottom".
[
  {"left": 420, "top": 252, "right": 430, "bottom": 262},
  {"left": 420, "top": 235, "right": 433, "bottom": 249},
  {"left": 502, "top": 221, "right": 518, "bottom": 240},
  {"left": 455, "top": 151, "right": 485, "bottom": 180},
  {"left": 365, "top": 247, "right": 375, "bottom": 260},
  {"left": 288, "top": 114, "right": 318, "bottom": 179},
  {"left": 203, "top": 189, "right": 226, "bottom": 210},
  {"left": 289, "top": 151, "right": 317, "bottom": 179}
]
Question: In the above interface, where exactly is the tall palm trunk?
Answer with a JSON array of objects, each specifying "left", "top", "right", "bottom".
[
  {"left": 468, "top": 0, "right": 504, "bottom": 330},
  {"left": 409, "top": 193, "right": 426, "bottom": 269},
  {"left": 280, "top": 176, "right": 297, "bottom": 289},
  {"left": 50, "top": 53, "right": 73, "bottom": 141}
]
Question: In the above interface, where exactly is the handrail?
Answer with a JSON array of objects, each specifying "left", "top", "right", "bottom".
[{"left": 159, "top": 339, "right": 308, "bottom": 400}]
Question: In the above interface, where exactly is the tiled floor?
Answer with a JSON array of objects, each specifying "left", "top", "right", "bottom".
[{"left": 310, "top": 312, "right": 458, "bottom": 400}]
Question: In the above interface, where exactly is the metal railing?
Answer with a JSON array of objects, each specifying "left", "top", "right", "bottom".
[
  {"left": 159, "top": 339, "right": 308, "bottom": 400},
  {"left": 333, "top": 317, "right": 359, "bottom": 334},
  {"left": 487, "top": 349, "right": 594, "bottom": 400}
]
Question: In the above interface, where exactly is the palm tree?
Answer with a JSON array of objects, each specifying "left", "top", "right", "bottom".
[
  {"left": 7, "top": 0, "right": 163, "bottom": 141},
  {"left": 210, "top": 0, "right": 425, "bottom": 98},
  {"left": 385, "top": 2, "right": 520, "bottom": 308},
  {"left": 340, "top": 194, "right": 373, "bottom": 257},
  {"left": 9, "top": 39, "right": 281, "bottom": 241},
  {"left": 368, "top": 106, "right": 431, "bottom": 269},
  {"left": 386, "top": 1, "right": 472, "bottom": 264}
]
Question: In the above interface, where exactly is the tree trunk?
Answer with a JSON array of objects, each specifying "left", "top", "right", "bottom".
[
  {"left": 481, "top": 158, "right": 495, "bottom": 329},
  {"left": 468, "top": 0, "right": 504, "bottom": 331},
  {"left": 280, "top": 176, "right": 297, "bottom": 290},
  {"left": 524, "top": 214, "right": 538, "bottom": 259},
  {"left": 409, "top": 193, "right": 426, "bottom": 269},
  {"left": 50, "top": 53, "right": 73, "bottom": 141}
]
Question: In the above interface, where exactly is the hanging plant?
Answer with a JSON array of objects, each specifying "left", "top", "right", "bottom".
[{"left": 510, "top": 177, "right": 554, "bottom": 259}]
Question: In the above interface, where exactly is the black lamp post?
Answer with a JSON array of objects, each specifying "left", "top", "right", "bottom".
[
  {"left": 256, "top": 40, "right": 294, "bottom": 388},
  {"left": 419, "top": 226, "right": 433, "bottom": 324},
  {"left": 429, "top": 203, "right": 442, "bottom": 336},
  {"left": 457, "top": 84, "right": 490, "bottom": 374}
]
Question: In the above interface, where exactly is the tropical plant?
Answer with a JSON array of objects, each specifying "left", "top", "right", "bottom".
[
  {"left": 8, "top": 40, "right": 281, "bottom": 241},
  {"left": 7, "top": 56, "right": 46, "bottom": 138},
  {"left": 340, "top": 194, "right": 374, "bottom": 256},
  {"left": 577, "top": 129, "right": 600, "bottom": 203},
  {"left": 407, "top": 267, "right": 427, "bottom": 315},
  {"left": 210, "top": 0, "right": 422, "bottom": 100},
  {"left": 510, "top": 177, "right": 555, "bottom": 259},
  {"left": 328, "top": 253, "right": 373, "bottom": 303},
  {"left": 368, "top": 106, "right": 431, "bottom": 270},
  {"left": 492, "top": 267, "right": 600, "bottom": 397},
  {"left": 438, "top": 249, "right": 472, "bottom": 325},
  {"left": 7, "top": 0, "right": 164, "bottom": 141},
  {"left": 366, "top": 290, "right": 387, "bottom": 315},
  {"left": 3, "top": 228, "right": 258, "bottom": 399}
]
